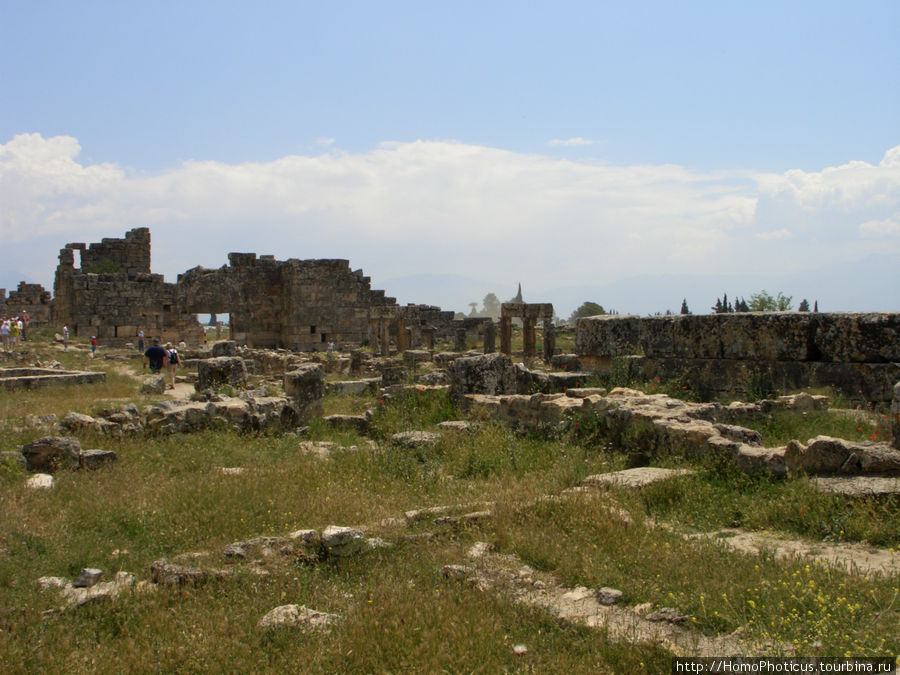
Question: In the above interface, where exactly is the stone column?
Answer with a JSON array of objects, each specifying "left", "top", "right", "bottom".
[
  {"left": 523, "top": 317, "right": 537, "bottom": 358},
  {"left": 379, "top": 319, "right": 391, "bottom": 357},
  {"left": 349, "top": 350, "right": 363, "bottom": 376},
  {"left": 542, "top": 320, "right": 555, "bottom": 363},
  {"left": 422, "top": 328, "right": 434, "bottom": 350},
  {"left": 483, "top": 322, "right": 496, "bottom": 354},
  {"left": 455, "top": 327, "right": 467, "bottom": 352},
  {"left": 395, "top": 317, "right": 408, "bottom": 353},
  {"left": 893, "top": 381, "right": 900, "bottom": 450},
  {"left": 500, "top": 317, "right": 512, "bottom": 355}
]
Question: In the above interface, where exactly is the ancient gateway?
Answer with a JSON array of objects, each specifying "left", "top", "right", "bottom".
[{"left": 47, "top": 228, "right": 456, "bottom": 350}]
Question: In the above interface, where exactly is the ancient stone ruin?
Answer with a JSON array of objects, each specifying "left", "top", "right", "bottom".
[
  {"left": 576, "top": 312, "right": 900, "bottom": 407},
  {"left": 50, "top": 228, "right": 203, "bottom": 344},
  {"left": 1, "top": 282, "right": 52, "bottom": 326},
  {"left": 44, "top": 227, "right": 461, "bottom": 351}
]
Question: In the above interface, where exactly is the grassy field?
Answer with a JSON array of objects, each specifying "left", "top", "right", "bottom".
[{"left": 1, "top": 336, "right": 897, "bottom": 672}]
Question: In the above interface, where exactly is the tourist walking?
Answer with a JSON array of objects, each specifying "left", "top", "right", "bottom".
[
  {"left": 90, "top": 335, "right": 98, "bottom": 358},
  {"left": 165, "top": 342, "right": 180, "bottom": 390},
  {"left": 143, "top": 337, "right": 168, "bottom": 374},
  {"left": 137, "top": 330, "right": 145, "bottom": 354},
  {"left": 63, "top": 325, "right": 69, "bottom": 352},
  {"left": 0, "top": 319, "right": 9, "bottom": 350}
]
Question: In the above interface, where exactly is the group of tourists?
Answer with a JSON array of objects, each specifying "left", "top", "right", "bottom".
[
  {"left": 142, "top": 336, "right": 182, "bottom": 390},
  {"left": 0, "top": 312, "right": 28, "bottom": 350}
]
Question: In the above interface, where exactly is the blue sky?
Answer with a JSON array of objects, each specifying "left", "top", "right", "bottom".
[{"left": 1, "top": 1, "right": 898, "bottom": 316}]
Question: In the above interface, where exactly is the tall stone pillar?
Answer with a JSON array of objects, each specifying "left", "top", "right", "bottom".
[
  {"left": 422, "top": 328, "right": 434, "bottom": 350},
  {"left": 523, "top": 317, "right": 537, "bottom": 358},
  {"left": 379, "top": 319, "right": 391, "bottom": 357},
  {"left": 455, "top": 327, "right": 467, "bottom": 352},
  {"left": 396, "top": 317, "right": 408, "bottom": 353},
  {"left": 500, "top": 317, "right": 512, "bottom": 355},
  {"left": 542, "top": 320, "right": 555, "bottom": 363},
  {"left": 483, "top": 322, "right": 496, "bottom": 354},
  {"left": 893, "top": 381, "right": 900, "bottom": 450}
]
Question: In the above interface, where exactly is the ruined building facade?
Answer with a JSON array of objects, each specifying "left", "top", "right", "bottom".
[
  {"left": 1, "top": 282, "right": 52, "bottom": 324},
  {"left": 49, "top": 228, "right": 457, "bottom": 350},
  {"left": 51, "top": 228, "right": 204, "bottom": 343}
]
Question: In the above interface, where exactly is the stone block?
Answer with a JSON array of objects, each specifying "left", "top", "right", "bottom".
[
  {"left": 21, "top": 436, "right": 82, "bottom": 473},
  {"left": 283, "top": 363, "right": 324, "bottom": 421},
  {"left": 448, "top": 353, "right": 517, "bottom": 402},
  {"left": 196, "top": 357, "right": 248, "bottom": 391}
]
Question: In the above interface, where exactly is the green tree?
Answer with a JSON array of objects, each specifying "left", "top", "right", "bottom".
[
  {"left": 748, "top": 290, "right": 793, "bottom": 312},
  {"left": 798, "top": 298, "right": 810, "bottom": 312},
  {"left": 569, "top": 301, "right": 605, "bottom": 322},
  {"left": 481, "top": 293, "right": 501, "bottom": 319},
  {"left": 680, "top": 299, "right": 691, "bottom": 315}
]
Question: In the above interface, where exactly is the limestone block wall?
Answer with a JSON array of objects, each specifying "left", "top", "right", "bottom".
[
  {"left": 282, "top": 259, "right": 389, "bottom": 350},
  {"left": 78, "top": 227, "right": 151, "bottom": 276},
  {"left": 576, "top": 313, "right": 900, "bottom": 405},
  {"left": 51, "top": 229, "right": 203, "bottom": 345},
  {"left": 179, "top": 254, "right": 403, "bottom": 351},
  {"left": 2, "top": 282, "right": 52, "bottom": 325}
]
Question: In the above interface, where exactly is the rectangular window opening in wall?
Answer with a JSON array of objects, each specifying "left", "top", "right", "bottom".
[
  {"left": 310, "top": 325, "right": 316, "bottom": 334},
  {"left": 163, "top": 304, "right": 172, "bottom": 312},
  {"left": 321, "top": 333, "right": 327, "bottom": 343}
]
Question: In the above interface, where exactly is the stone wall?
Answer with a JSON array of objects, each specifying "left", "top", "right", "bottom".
[
  {"left": 51, "top": 228, "right": 204, "bottom": 345},
  {"left": 2, "top": 282, "right": 52, "bottom": 325},
  {"left": 576, "top": 313, "right": 900, "bottom": 406},
  {"left": 179, "top": 254, "right": 399, "bottom": 351}
]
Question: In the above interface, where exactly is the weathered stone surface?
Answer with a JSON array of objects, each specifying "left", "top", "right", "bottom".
[
  {"left": 596, "top": 587, "right": 624, "bottom": 606},
  {"left": 437, "top": 420, "right": 479, "bottom": 433},
  {"left": 0, "top": 367, "right": 105, "bottom": 391},
  {"left": 576, "top": 313, "right": 900, "bottom": 406},
  {"left": 283, "top": 363, "right": 324, "bottom": 421},
  {"left": 25, "top": 473, "right": 54, "bottom": 489},
  {"left": 39, "top": 570, "right": 145, "bottom": 609},
  {"left": 448, "top": 353, "right": 517, "bottom": 402},
  {"left": 326, "top": 378, "right": 380, "bottom": 395},
  {"left": 20, "top": 437, "right": 82, "bottom": 473},
  {"left": 812, "top": 476, "right": 900, "bottom": 496},
  {"left": 391, "top": 431, "right": 441, "bottom": 449},
  {"left": 320, "top": 526, "right": 365, "bottom": 557},
  {"left": 80, "top": 449, "right": 118, "bottom": 470},
  {"left": 646, "top": 607, "right": 692, "bottom": 624},
  {"left": 196, "top": 357, "right": 247, "bottom": 391},
  {"left": 211, "top": 340, "right": 237, "bottom": 357},
  {"left": 582, "top": 468, "right": 694, "bottom": 489},
  {"left": 141, "top": 375, "right": 166, "bottom": 394},
  {"left": 73, "top": 568, "right": 103, "bottom": 588},
  {"left": 784, "top": 436, "right": 900, "bottom": 476},
  {"left": 149, "top": 559, "right": 224, "bottom": 587},
  {"left": 257, "top": 604, "right": 341, "bottom": 631}
]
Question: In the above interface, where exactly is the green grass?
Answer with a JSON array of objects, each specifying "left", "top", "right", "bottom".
[
  {"left": 1, "top": 335, "right": 898, "bottom": 669},
  {"left": 741, "top": 409, "right": 891, "bottom": 447}
]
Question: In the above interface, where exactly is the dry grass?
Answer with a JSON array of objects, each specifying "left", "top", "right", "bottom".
[{"left": 1, "top": 337, "right": 898, "bottom": 670}]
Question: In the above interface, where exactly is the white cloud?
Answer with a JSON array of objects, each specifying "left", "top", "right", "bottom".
[
  {"left": 548, "top": 137, "right": 594, "bottom": 147},
  {"left": 315, "top": 138, "right": 335, "bottom": 147},
  {"left": 1, "top": 133, "right": 898, "bottom": 313},
  {"left": 753, "top": 229, "right": 793, "bottom": 240},
  {"left": 859, "top": 216, "right": 900, "bottom": 237}
]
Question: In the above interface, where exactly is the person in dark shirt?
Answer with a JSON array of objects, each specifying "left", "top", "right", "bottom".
[{"left": 143, "top": 337, "right": 169, "bottom": 373}]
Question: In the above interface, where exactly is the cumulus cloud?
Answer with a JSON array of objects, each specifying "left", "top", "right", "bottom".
[
  {"left": 548, "top": 137, "right": 594, "bottom": 147},
  {"left": 1, "top": 133, "right": 898, "bottom": 309}
]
